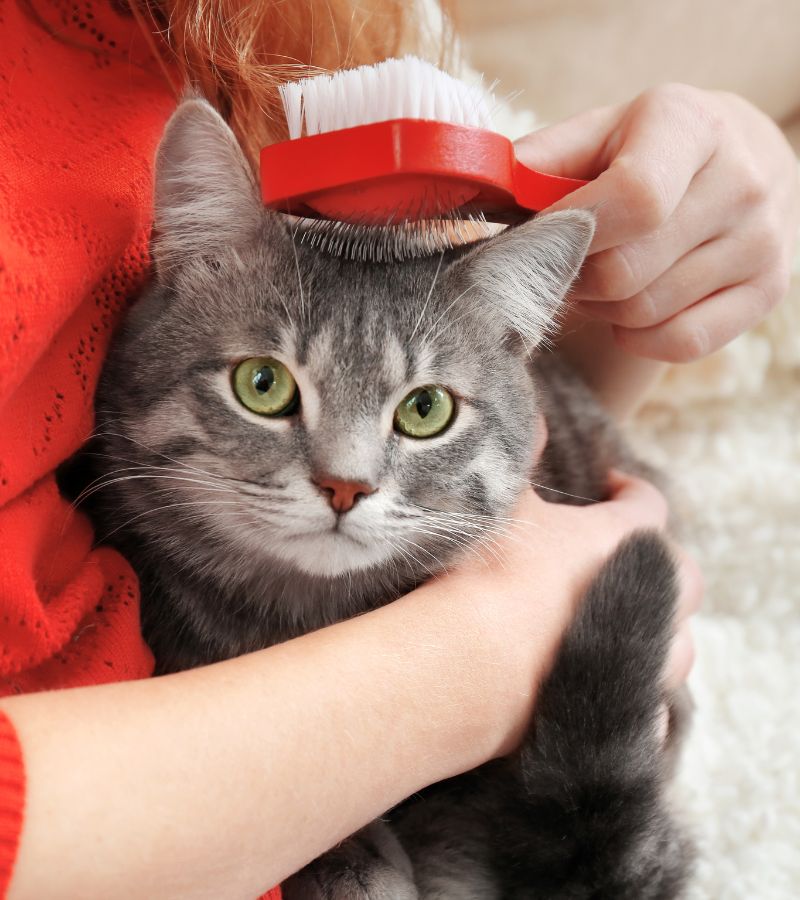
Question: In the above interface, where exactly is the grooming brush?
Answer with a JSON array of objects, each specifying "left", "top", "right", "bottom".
[{"left": 261, "top": 56, "right": 588, "bottom": 260}]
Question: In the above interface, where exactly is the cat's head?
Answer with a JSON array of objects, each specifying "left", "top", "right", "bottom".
[{"left": 97, "top": 98, "right": 594, "bottom": 583}]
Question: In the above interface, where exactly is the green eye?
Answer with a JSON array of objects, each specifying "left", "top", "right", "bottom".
[
  {"left": 394, "top": 385, "right": 454, "bottom": 438},
  {"left": 232, "top": 357, "right": 299, "bottom": 416}
]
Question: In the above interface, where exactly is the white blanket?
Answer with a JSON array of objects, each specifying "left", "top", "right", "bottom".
[{"left": 628, "top": 229, "right": 800, "bottom": 897}]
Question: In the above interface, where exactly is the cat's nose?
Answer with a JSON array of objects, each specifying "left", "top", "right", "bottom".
[{"left": 312, "top": 475, "right": 377, "bottom": 514}]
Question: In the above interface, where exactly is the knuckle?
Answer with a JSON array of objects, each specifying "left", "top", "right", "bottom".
[
  {"left": 591, "top": 245, "right": 643, "bottom": 300},
  {"left": 665, "top": 321, "right": 711, "bottom": 363},
  {"left": 737, "top": 160, "right": 771, "bottom": 207},
  {"left": 757, "top": 266, "right": 790, "bottom": 313},
  {"left": 644, "top": 82, "right": 719, "bottom": 133},
  {"left": 619, "top": 289, "right": 660, "bottom": 328},
  {"left": 750, "top": 215, "right": 784, "bottom": 262},
  {"left": 613, "top": 158, "right": 670, "bottom": 233},
  {"left": 641, "top": 82, "right": 696, "bottom": 111}
]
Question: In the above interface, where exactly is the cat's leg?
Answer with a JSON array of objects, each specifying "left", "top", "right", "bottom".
[{"left": 281, "top": 820, "right": 418, "bottom": 900}]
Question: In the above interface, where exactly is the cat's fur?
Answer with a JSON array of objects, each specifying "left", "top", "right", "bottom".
[{"left": 84, "top": 98, "right": 693, "bottom": 897}]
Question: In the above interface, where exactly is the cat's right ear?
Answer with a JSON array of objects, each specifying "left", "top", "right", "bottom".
[{"left": 152, "top": 95, "right": 267, "bottom": 274}]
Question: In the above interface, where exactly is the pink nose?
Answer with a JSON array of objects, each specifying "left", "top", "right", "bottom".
[{"left": 313, "top": 476, "right": 376, "bottom": 514}]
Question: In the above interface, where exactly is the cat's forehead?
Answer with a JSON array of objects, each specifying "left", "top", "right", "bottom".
[{"left": 162, "top": 240, "right": 493, "bottom": 388}]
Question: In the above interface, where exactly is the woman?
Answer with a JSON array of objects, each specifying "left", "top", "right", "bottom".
[{"left": 1, "top": 0, "right": 794, "bottom": 896}]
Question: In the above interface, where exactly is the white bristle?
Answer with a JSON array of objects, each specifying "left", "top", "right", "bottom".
[
  {"left": 277, "top": 55, "right": 497, "bottom": 138},
  {"left": 293, "top": 214, "right": 497, "bottom": 264},
  {"left": 278, "top": 81, "right": 304, "bottom": 141}
]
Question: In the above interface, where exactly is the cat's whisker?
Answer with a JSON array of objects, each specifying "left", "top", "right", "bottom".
[
  {"left": 414, "top": 515, "right": 512, "bottom": 563},
  {"left": 74, "top": 469, "right": 239, "bottom": 508},
  {"left": 421, "top": 514, "right": 524, "bottom": 548},
  {"left": 86, "top": 443, "right": 292, "bottom": 502},
  {"left": 409, "top": 250, "right": 444, "bottom": 341},
  {"left": 263, "top": 274, "right": 295, "bottom": 324},
  {"left": 90, "top": 432, "right": 231, "bottom": 482},
  {"left": 391, "top": 533, "right": 449, "bottom": 574},
  {"left": 417, "top": 505, "right": 539, "bottom": 531},
  {"left": 290, "top": 224, "right": 307, "bottom": 322},
  {"left": 418, "top": 282, "right": 477, "bottom": 346},
  {"left": 529, "top": 481, "right": 599, "bottom": 504},
  {"left": 406, "top": 525, "right": 475, "bottom": 554},
  {"left": 97, "top": 499, "right": 255, "bottom": 543},
  {"left": 408, "top": 518, "right": 507, "bottom": 565}
]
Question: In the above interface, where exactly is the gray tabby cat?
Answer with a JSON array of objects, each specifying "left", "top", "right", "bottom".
[{"left": 86, "top": 98, "right": 693, "bottom": 898}]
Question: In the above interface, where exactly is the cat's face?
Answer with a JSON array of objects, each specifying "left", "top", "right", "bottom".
[{"left": 96, "top": 99, "right": 593, "bottom": 583}]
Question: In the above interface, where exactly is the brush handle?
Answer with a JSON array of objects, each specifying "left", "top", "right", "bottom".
[{"left": 260, "top": 120, "right": 588, "bottom": 225}]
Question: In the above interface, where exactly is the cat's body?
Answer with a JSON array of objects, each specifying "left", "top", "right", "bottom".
[{"left": 85, "top": 98, "right": 693, "bottom": 897}]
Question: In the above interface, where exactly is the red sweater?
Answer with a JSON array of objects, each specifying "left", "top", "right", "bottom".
[{"left": 0, "top": 2, "right": 279, "bottom": 896}]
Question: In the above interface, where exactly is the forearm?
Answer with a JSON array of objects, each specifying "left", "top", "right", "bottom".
[
  {"left": 3, "top": 585, "right": 508, "bottom": 900},
  {"left": 557, "top": 309, "right": 668, "bottom": 419}
]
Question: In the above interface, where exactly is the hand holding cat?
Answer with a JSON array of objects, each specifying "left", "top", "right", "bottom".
[
  {"left": 438, "top": 466, "right": 701, "bottom": 757},
  {"left": 516, "top": 84, "right": 799, "bottom": 362}
]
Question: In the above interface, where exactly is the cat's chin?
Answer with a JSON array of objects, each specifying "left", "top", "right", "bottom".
[{"left": 276, "top": 529, "right": 395, "bottom": 579}]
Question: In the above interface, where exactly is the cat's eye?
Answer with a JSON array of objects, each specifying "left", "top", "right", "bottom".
[
  {"left": 394, "top": 386, "right": 454, "bottom": 438},
  {"left": 232, "top": 357, "right": 299, "bottom": 416}
]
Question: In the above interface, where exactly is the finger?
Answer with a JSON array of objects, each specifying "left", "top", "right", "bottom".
[
  {"left": 665, "top": 624, "right": 695, "bottom": 691},
  {"left": 514, "top": 104, "right": 624, "bottom": 177},
  {"left": 579, "top": 232, "right": 757, "bottom": 328},
  {"left": 613, "top": 273, "right": 788, "bottom": 363},
  {"left": 603, "top": 469, "right": 669, "bottom": 530},
  {"left": 670, "top": 543, "right": 705, "bottom": 620},
  {"left": 573, "top": 161, "right": 734, "bottom": 303},
  {"left": 544, "top": 87, "right": 719, "bottom": 254}
]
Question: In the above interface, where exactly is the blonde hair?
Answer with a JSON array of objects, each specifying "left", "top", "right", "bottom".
[{"left": 137, "top": 0, "right": 454, "bottom": 164}]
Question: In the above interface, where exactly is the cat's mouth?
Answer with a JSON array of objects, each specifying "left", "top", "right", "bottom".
[{"left": 322, "top": 525, "right": 368, "bottom": 546}]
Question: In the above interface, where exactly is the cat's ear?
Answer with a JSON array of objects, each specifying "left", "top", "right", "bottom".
[
  {"left": 152, "top": 95, "right": 266, "bottom": 273},
  {"left": 456, "top": 210, "right": 595, "bottom": 346}
]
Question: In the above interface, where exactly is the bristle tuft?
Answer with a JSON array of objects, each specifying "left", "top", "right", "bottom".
[
  {"left": 292, "top": 213, "right": 496, "bottom": 264},
  {"left": 278, "top": 56, "right": 496, "bottom": 139}
]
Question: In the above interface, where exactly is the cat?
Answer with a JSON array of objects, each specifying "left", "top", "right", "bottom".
[{"left": 84, "top": 97, "right": 693, "bottom": 898}]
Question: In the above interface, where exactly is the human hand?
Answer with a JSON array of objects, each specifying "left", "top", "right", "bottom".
[
  {"left": 434, "top": 468, "right": 701, "bottom": 757},
  {"left": 516, "top": 84, "right": 800, "bottom": 363}
]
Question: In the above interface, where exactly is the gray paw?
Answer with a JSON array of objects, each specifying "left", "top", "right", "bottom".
[{"left": 282, "top": 822, "right": 418, "bottom": 900}]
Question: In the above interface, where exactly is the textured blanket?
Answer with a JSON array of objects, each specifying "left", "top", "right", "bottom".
[{"left": 630, "top": 241, "right": 800, "bottom": 898}]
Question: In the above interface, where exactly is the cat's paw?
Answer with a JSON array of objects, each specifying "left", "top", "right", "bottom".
[{"left": 282, "top": 822, "right": 418, "bottom": 900}]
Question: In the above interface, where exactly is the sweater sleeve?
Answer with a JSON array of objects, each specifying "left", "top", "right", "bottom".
[{"left": 0, "top": 712, "right": 24, "bottom": 898}]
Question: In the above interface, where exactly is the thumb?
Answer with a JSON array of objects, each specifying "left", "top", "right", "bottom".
[
  {"left": 513, "top": 103, "right": 623, "bottom": 178},
  {"left": 602, "top": 468, "right": 669, "bottom": 530}
]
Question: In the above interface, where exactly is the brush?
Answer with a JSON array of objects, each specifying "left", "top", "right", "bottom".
[{"left": 260, "top": 57, "right": 587, "bottom": 260}]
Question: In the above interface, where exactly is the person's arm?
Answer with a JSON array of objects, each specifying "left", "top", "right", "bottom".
[
  {"left": 2, "top": 473, "right": 696, "bottom": 900},
  {"left": 516, "top": 85, "right": 800, "bottom": 418}
]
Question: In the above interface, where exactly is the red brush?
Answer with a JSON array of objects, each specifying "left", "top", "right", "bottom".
[{"left": 261, "top": 57, "right": 587, "bottom": 235}]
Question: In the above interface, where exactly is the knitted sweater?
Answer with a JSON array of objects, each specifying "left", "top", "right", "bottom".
[{"left": 0, "top": 2, "right": 280, "bottom": 896}]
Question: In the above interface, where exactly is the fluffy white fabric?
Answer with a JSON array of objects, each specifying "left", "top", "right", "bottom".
[{"left": 627, "top": 203, "right": 800, "bottom": 896}]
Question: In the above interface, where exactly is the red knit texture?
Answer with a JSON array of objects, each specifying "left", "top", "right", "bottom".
[
  {"left": 1, "top": 3, "right": 279, "bottom": 897},
  {"left": 0, "top": 712, "right": 24, "bottom": 898}
]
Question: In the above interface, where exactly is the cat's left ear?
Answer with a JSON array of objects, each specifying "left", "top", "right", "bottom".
[
  {"left": 455, "top": 210, "right": 595, "bottom": 346},
  {"left": 152, "top": 95, "right": 268, "bottom": 274}
]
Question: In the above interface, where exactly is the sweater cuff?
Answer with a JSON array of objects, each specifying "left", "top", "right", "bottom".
[{"left": 0, "top": 711, "right": 25, "bottom": 898}]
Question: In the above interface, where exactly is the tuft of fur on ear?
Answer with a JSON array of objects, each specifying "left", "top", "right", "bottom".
[
  {"left": 152, "top": 95, "right": 265, "bottom": 274},
  {"left": 459, "top": 209, "right": 595, "bottom": 347}
]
